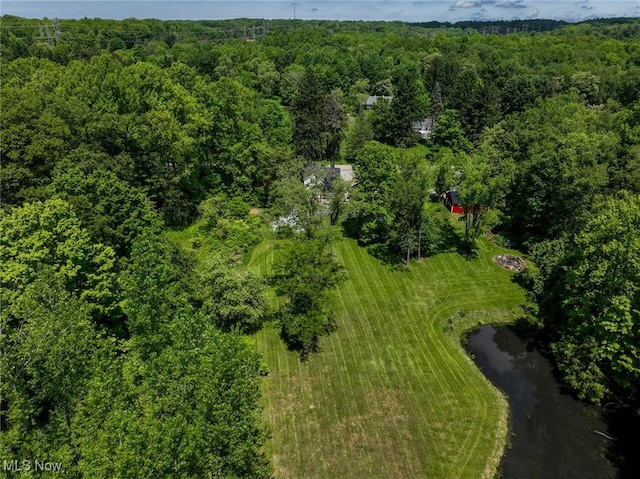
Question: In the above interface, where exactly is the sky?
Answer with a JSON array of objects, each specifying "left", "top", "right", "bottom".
[{"left": 2, "top": 0, "right": 639, "bottom": 23}]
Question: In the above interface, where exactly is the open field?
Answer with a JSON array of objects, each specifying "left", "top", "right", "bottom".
[{"left": 250, "top": 234, "right": 526, "bottom": 478}]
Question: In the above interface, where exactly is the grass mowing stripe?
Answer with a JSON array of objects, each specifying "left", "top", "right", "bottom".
[{"left": 250, "top": 236, "right": 525, "bottom": 478}]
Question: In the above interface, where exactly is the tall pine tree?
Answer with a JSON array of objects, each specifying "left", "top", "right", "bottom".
[
  {"left": 384, "top": 65, "right": 428, "bottom": 147},
  {"left": 323, "top": 89, "right": 347, "bottom": 167},
  {"left": 292, "top": 69, "right": 326, "bottom": 164}
]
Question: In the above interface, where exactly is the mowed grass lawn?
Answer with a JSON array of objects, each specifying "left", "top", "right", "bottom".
[{"left": 250, "top": 234, "right": 526, "bottom": 479}]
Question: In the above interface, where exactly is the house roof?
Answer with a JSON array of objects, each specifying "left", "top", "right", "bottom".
[
  {"left": 447, "top": 190, "right": 460, "bottom": 205},
  {"left": 333, "top": 164, "right": 354, "bottom": 182},
  {"left": 365, "top": 95, "right": 393, "bottom": 106},
  {"left": 303, "top": 164, "right": 354, "bottom": 186}
]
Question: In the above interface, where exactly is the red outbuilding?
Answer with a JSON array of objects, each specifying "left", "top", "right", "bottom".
[{"left": 444, "top": 190, "right": 464, "bottom": 214}]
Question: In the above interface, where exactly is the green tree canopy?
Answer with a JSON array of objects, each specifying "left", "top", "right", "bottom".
[
  {"left": 51, "top": 167, "right": 162, "bottom": 257},
  {"left": 553, "top": 193, "right": 640, "bottom": 403},
  {"left": 0, "top": 199, "right": 118, "bottom": 321},
  {"left": 292, "top": 68, "right": 326, "bottom": 163},
  {"left": 271, "top": 236, "right": 346, "bottom": 359},
  {"left": 195, "top": 257, "right": 269, "bottom": 334}
]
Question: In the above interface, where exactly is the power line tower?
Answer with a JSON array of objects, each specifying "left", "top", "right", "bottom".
[
  {"left": 38, "top": 22, "right": 51, "bottom": 46},
  {"left": 44, "top": 23, "right": 54, "bottom": 46},
  {"left": 38, "top": 19, "right": 61, "bottom": 46},
  {"left": 52, "top": 18, "right": 61, "bottom": 43}
]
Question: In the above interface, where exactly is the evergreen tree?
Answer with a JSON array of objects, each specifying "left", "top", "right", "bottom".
[
  {"left": 323, "top": 89, "right": 347, "bottom": 167},
  {"left": 345, "top": 110, "right": 374, "bottom": 160},
  {"left": 292, "top": 69, "right": 326, "bottom": 164},
  {"left": 386, "top": 65, "right": 428, "bottom": 147},
  {"left": 430, "top": 81, "right": 444, "bottom": 121}
]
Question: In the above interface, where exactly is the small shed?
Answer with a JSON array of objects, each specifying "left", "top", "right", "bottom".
[{"left": 444, "top": 190, "right": 464, "bottom": 214}]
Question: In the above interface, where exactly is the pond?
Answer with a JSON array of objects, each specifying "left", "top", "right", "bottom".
[{"left": 465, "top": 325, "right": 617, "bottom": 479}]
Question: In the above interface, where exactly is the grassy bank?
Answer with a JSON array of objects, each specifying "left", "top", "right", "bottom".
[{"left": 250, "top": 234, "right": 525, "bottom": 478}]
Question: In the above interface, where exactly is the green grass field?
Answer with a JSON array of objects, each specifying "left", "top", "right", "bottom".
[{"left": 250, "top": 234, "right": 526, "bottom": 478}]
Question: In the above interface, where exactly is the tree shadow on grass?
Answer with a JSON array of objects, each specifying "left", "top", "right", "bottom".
[
  {"left": 343, "top": 216, "right": 477, "bottom": 267},
  {"left": 365, "top": 243, "right": 406, "bottom": 270},
  {"left": 435, "top": 217, "right": 478, "bottom": 260}
]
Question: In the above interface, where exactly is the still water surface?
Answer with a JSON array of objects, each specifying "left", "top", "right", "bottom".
[{"left": 466, "top": 325, "right": 617, "bottom": 479}]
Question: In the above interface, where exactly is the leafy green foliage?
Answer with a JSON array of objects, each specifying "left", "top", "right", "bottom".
[
  {"left": 1, "top": 54, "right": 293, "bottom": 225},
  {"left": 0, "top": 199, "right": 118, "bottom": 321},
  {"left": 345, "top": 111, "right": 374, "bottom": 159},
  {"left": 271, "top": 237, "right": 346, "bottom": 359},
  {"left": 119, "top": 232, "right": 192, "bottom": 354},
  {"left": 351, "top": 142, "right": 434, "bottom": 263},
  {"left": 350, "top": 141, "right": 397, "bottom": 245},
  {"left": 292, "top": 69, "right": 326, "bottom": 163},
  {"left": 74, "top": 323, "right": 269, "bottom": 479},
  {"left": 51, "top": 167, "right": 162, "bottom": 257},
  {"left": 78, "top": 232, "right": 268, "bottom": 477},
  {"left": 329, "top": 178, "right": 350, "bottom": 226},
  {"left": 1, "top": 275, "right": 112, "bottom": 463},
  {"left": 501, "top": 74, "right": 550, "bottom": 115},
  {"left": 2, "top": 225, "right": 269, "bottom": 477},
  {"left": 428, "top": 109, "right": 472, "bottom": 152},
  {"left": 500, "top": 95, "right": 619, "bottom": 245},
  {"left": 456, "top": 152, "right": 502, "bottom": 251},
  {"left": 388, "top": 152, "right": 431, "bottom": 263},
  {"left": 553, "top": 194, "right": 640, "bottom": 403},
  {"left": 196, "top": 258, "right": 269, "bottom": 333}
]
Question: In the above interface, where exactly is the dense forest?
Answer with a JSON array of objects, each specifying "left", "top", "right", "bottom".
[{"left": 1, "top": 15, "right": 639, "bottom": 477}]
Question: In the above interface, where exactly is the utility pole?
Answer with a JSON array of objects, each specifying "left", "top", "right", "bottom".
[{"left": 291, "top": 3, "right": 299, "bottom": 20}]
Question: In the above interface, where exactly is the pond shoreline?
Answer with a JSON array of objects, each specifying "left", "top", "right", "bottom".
[{"left": 464, "top": 324, "right": 619, "bottom": 479}]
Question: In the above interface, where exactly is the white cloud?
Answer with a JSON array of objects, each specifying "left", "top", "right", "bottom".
[
  {"left": 527, "top": 8, "right": 540, "bottom": 18},
  {"left": 451, "top": 1, "right": 481, "bottom": 9}
]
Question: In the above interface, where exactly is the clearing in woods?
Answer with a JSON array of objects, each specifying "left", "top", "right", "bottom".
[{"left": 250, "top": 235, "right": 526, "bottom": 478}]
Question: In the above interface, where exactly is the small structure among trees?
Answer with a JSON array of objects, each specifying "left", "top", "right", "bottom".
[
  {"left": 444, "top": 190, "right": 464, "bottom": 214},
  {"left": 364, "top": 95, "right": 393, "bottom": 110},
  {"left": 330, "top": 164, "right": 354, "bottom": 182},
  {"left": 303, "top": 164, "right": 354, "bottom": 192},
  {"left": 411, "top": 118, "right": 434, "bottom": 139}
]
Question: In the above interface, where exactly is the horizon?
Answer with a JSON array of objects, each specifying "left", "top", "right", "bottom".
[{"left": 2, "top": 1, "right": 639, "bottom": 23}]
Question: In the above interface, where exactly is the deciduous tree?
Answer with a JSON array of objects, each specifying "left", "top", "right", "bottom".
[
  {"left": 0, "top": 199, "right": 118, "bottom": 322},
  {"left": 196, "top": 258, "right": 268, "bottom": 334},
  {"left": 553, "top": 193, "right": 640, "bottom": 403},
  {"left": 271, "top": 236, "right": 346, "bottom": 359}
]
